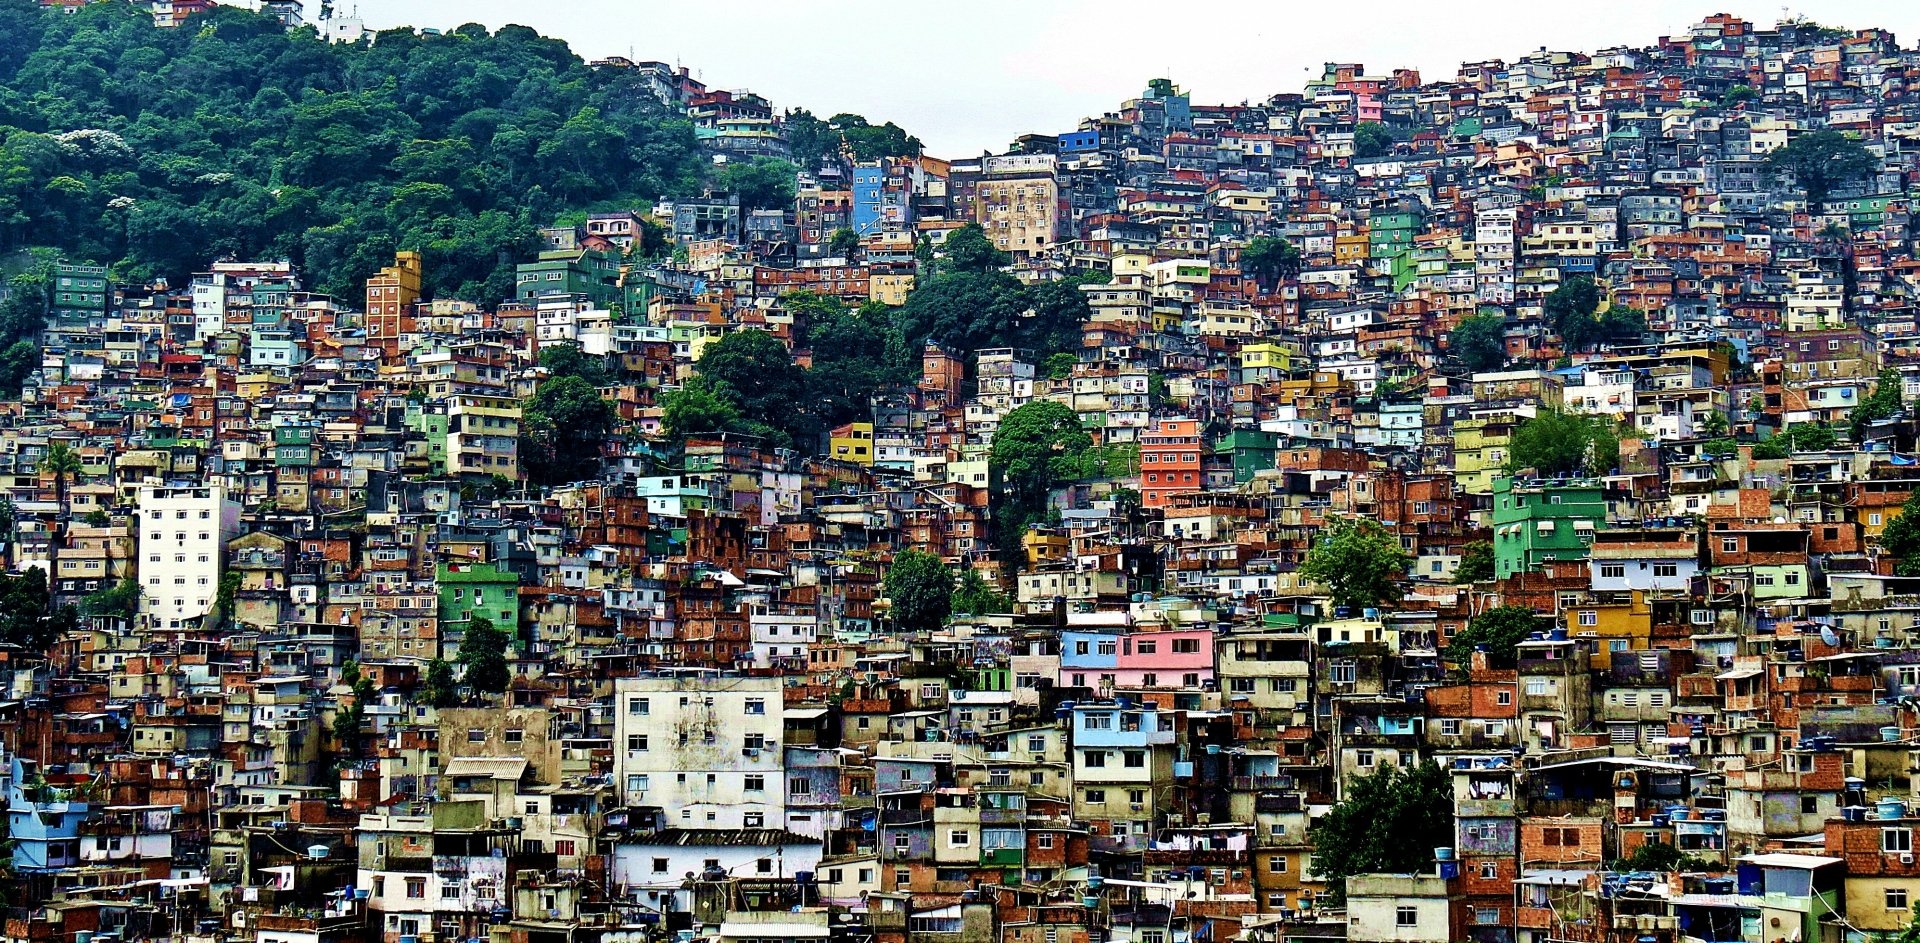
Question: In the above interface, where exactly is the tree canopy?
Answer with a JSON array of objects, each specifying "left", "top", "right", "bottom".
[
  {"left": 457, "top": 614, "right": 511, "bottom": 695},
  {"left": 695, "top": 329, "right": 816, "bottom": 444},
  {"left": 1445, "top": 605, "right": 1543, "bottom": 670},
  {"left": 1450, "top": 311, "right": 1508, "bottom": 373},
  {"left": 883, "top": 548, "right": 952, "bottom": 632},
  {"left": 1307, "top": 761, "right": 1454, "bottom": 902},
  {"left": 1299, "top": 516, "right": 1411, "bottom": 612},
  {"left": 0, "top": 0, "right": 708, "bottom": 304},
  {"left": 1878, "top": 492, "right": 1920, "bottom": 577},
  {"left": 1351, "top": 121, "right": 1396, "bottom": 159},
  {"left": 520, "top": 376, "right": 615, "bottom": 486},
  {"left": 1765, "top": 130, "right": 1877, "bottom": 207},
  {"left": 1509, "top": 409, "right": 1619, "bottom": 476}
]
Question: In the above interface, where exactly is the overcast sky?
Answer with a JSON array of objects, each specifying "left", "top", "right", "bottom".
[{"left": 341, "top": 1, "right": 1920, "bottom": 155}]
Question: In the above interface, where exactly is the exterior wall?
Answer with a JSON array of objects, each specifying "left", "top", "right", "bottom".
[{"left": 613, "top": 676, "right": 787, "bottom": 828}]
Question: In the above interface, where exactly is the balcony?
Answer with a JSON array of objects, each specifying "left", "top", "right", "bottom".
[{"left": 981, "top": 848, "right": 1023, "bottom": 868}]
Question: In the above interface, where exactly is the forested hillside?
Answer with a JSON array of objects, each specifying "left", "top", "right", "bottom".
[{"left": 0, "top": 0, "right": 708, "bottom": 300}]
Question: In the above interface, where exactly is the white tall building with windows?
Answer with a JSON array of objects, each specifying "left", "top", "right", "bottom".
[
  {"left": 135, "top": 483, "right": 240, "bottom": 629},
  {"left": 613, "top": 674, "right": 787, "bottom": 829}
]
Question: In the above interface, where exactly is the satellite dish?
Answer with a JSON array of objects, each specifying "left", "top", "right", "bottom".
[{"left": 1820, "top": 626, "right": 1840, "bottom": 648}]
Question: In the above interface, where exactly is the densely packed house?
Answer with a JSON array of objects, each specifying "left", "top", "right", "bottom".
[{"left": 11, "top": 5, "right": 1920, "bottom": 943}]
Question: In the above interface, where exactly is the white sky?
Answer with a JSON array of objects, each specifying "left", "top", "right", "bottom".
[{"left": 342, "top": 1, "right": 1920, "bottom": 156}]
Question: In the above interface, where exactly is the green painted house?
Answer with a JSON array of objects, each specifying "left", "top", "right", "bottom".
[
  {"left": 1491, "top": 476, "right": 1606, "bottom": 579},
  {"left": 516, "top": 247, "right": 623, "bottom": 310},
  {"left": 1217, "top": 429, "right": 1281, "bottom": 483},
  {"left": 50, "top": 261, "right": 109, "bottom": 325},
  {"left": 437, "top": 561, "right": 520, "bottom": 630}
]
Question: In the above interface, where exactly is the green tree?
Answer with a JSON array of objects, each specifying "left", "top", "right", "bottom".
[
  {"left": 1722, "top": 84, "right": 1756, "bottom": 106},
  {"left": 421, "top": 658, "right": 460, "bottom": 709},
  {"left": 39, "top": 440, "right": 81, "bottom": 592},
  {"left": 695, "top": 329, "right": 814, "bottom": 442},
  {"left": 952, "top": 568, "right": 1012, "bottom": 616},
  {"left": 883, "top": 548, "right": 952, "bottom": 632},
  {"left": 1453, "top": 540, "right": 1495, "bottom": 584},
  {"left": 934, "top": 223, "right": 1009, "bottom": 274},
  {"left": 1043, "top": 352, "right": 1078, "bottom": 380},
  {"left": 457, "top": 614, "right": 511, "bottom": 695},
  {"left": 1765, "top": 130, "right": 1877, "bottom": 207},
  {"left": 1700, "top": 410, "right": 1730, "bottom": 438},
  {"left": 0, "top": 568, "right": 75, "bottom": 654},
  {"left": 1307, "top": 762, "right": 1454, "bottom": 903},
  {"left": 1544, "top": 275, "right": 1605, "bottom": 351},
  {"left": 1446, "top": 605, "right": 1543, "bottom": 670},
  {"left": 519, "top": 376, "right": 615, "bottom": 486},
  {"left": 1878, "top": 492, "right": 1920, "bottom": 576},
  {"left": 1450, "top": 312, "right": 1508, "bottom": 373},
  {"left": 81, "top": 578, "right": 140, "bottom": 619},
  {"left": 800, "top": 295, "right": 912, "bottom": 429},
  {"left": 1850, "top": 367, "right": 1903, "bottom": 441},
  {"left": 990, "top": 401, "right": 1092, "bottom": 517},
  {"left": 659, "top": 375, "right": 742, "bottom": 441},
  {"left": 1240, "top": 235, "right": 1302, "bottom": 288},
  {"left": 1509, "top": 410, "right": 1619, "bottom": 476},
  {"left": 828, "top": 227, "right": 859, "bottom": 259},
  {"left": 715, "top": 157, "right": 798, "bottom": 212},
  {"left": 1351, "top": 121, "right": 1396, "bottom": 159},
  {"left": 0, "top": 338, "right": 37, "bottom": 395},
  {"left": 1300, "top": 516, "right": 1411, "bottom": 611},
  {"left": 538, "top": 340, "right": 613, "bottom": 385}
]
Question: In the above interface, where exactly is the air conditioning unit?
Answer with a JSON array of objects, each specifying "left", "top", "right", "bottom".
[{"left": 1902, "top": 853, "right": 1914, "bottom": 865}]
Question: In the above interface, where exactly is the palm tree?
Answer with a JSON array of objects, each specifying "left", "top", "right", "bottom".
[{"left": 39, "top": 442, "right": 81, "bottom": 601}]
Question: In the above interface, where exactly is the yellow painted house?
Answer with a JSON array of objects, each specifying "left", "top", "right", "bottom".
[
  {"left": 1560, "top": 591, "right": 1656, "bottom": 669},
  {"left": 830, "top": 422, "right": 874, "bottom": 466}
]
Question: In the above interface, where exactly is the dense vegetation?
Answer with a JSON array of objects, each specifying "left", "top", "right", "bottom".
[{"left": 0, "top": 0, "right": 708, "bottom": 302}]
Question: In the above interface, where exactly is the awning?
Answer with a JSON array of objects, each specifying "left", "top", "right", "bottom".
[{"left": 1714, "top": 668, "right": 1761, "bottom": 680}]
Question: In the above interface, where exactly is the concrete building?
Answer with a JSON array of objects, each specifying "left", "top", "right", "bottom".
[
  {"left": 135, "top": 482, "right": 239, "bottom": 629},
  {"left": 614, "top": 674, "right": 787, "bottom": 829}
]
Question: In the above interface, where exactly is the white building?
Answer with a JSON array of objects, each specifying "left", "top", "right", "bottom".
[
  {"left": 749, "top": 609, "right": 817, "bottom": 670},
  {"left": 136, "top": 482, "right": 240, "bottom": 629},
  {"left": 613, "top": 674, "right": 787, "bottom": 829}
]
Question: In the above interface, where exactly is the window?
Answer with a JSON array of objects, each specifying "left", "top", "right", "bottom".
[
  {"left": 1028, "top": 735, "right": 1047, "bottom": 754},
  {"left": 1136, "top": 640, "right": 1158, "bottom": 655},
  {"left": 1441, "top": 719, "right": 1462, "bottom": 736},
  {"left": 1037, "top": 833, "right": 1055, "bottom": 849},
  {"left": 1084, "top": 751, "right": 1107, "bottom": 768},
  {"left": 744, "top": 698, "right": 766, "bottom": 714},
  {"left": 503, "top": 729, "right": 523, "bottom": 744},
  {"left": 1497, "top": 690, "right": 1513, "bottom": 706},
  {"left": 1124, "top": 751, "right": 1145, "bottom": 768},
  {"left": 1480, "top": 861, "right": 1499, "bottom": 879},
  {"left": 744, "top": 812, "right": 764, "bottom": 828},
  {"left": 789, "top": 777, "right": 812, "bottom": 796},
  {"left": 626, "top": 774, "right": 649, "bottom": 793},
  {"left": 1084, "top": 789, "right": 1106, "bottom": 803},
  {"left": 744, "top": 775, "right": 765, "bottom": 792},
  {"left": 405, "top": 877, "right": 427, "bottom": 899},
  {"left": 1599, "top": 563, "right": 1625, "bottom": 579},
  {"left": 1889, "top": 888, "right": 1910, "bottom": 911},
  {"left": 1356, "top": 750, "right": 1375, "bottom": 768},
  {"left": 948, "top": 830, "right": 971, "bottom": 847},
  {"left": 1396, "top": 906, "right": 1418, "bottom": 928},
  {"left": 440, "top": 884, "right": 461, "bottom": 900},
  {"left": 1526, "top": 678, "right": 1550, "bottom": 695},
  {"left": 1172, "top": 638, "right": 1201, "bottom": 654},
  {"left": 1475, "top": 907, "right": 1500, "bottom": 925},
  {"left": 1578, "top": 610, "right": 1597, "bottom": 626},
  {"left": 1721, "top": 536, "right": 1739, "bottom": 553},
  {"left": 1884, "top": 828, "right": 1913, "bottom": 853},
  {"left": 1269, "top": 854, "right": 1288, "bottom": 872},
  {"left": 1802, "top": 795, "right": 1820, "bottom": 814},
  {"left": 626, "top": 734, "right": 649, "bottom": 752}
]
